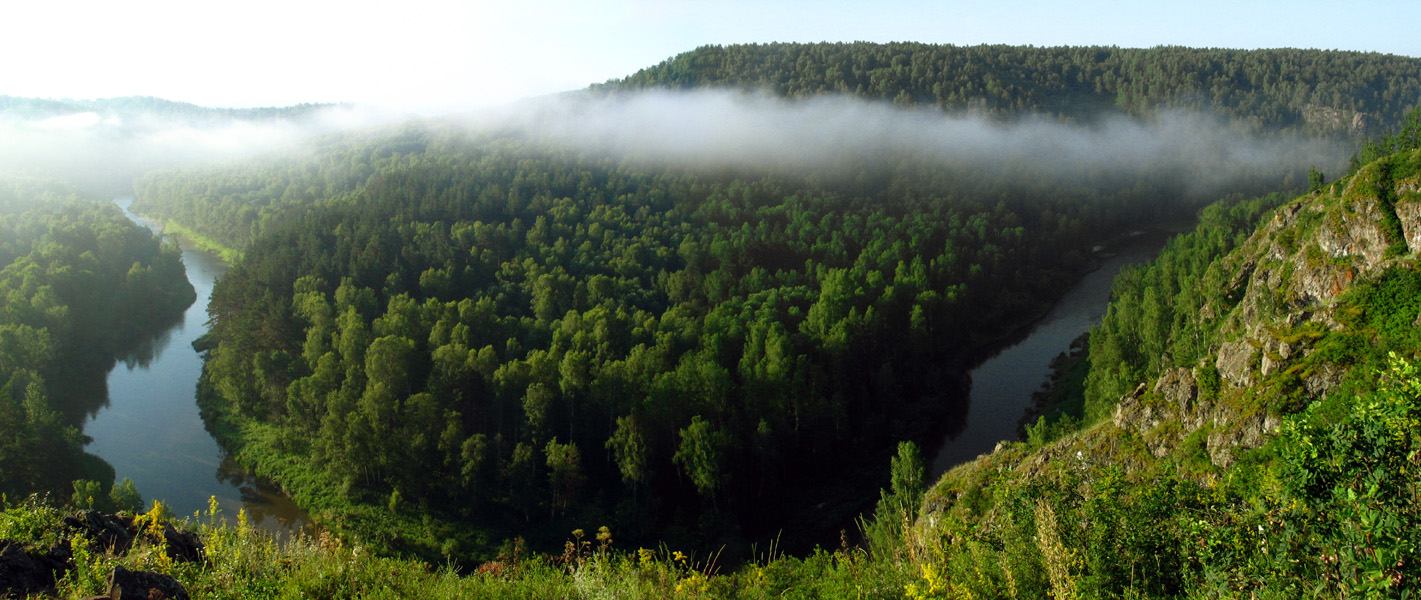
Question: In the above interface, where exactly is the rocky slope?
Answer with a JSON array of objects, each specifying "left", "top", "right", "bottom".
[{"left": 922, "top": 147, "right": 1421, "bottom": 516}]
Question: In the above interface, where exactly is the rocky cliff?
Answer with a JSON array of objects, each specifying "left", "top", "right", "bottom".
[
  {"left": 1302, "top": 103, "right": 1378, "bottom": 136},
  {"left": 923, "top": 147, "right": 1421, "bottom": 516}
]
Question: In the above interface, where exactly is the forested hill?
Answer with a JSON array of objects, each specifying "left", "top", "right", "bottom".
[
  {"left": 0, "top": 95, "right": 335, "bottom": 123},
  {"left": 601, "top": 43, "right": 1421, "bottom": 130},
  {"left": 11, "top": 139, "right": 1421, "bottom": 600},
  {"left": 126, "top": 44, "right": 1414, "bottom": 565},
  {"left": 909, "top": 110, "right": 1421, "bottom": 597},
  {"left": 190, "top": 137, "right": 1155, "bottom": 560},
  {"left": 129, "top": 43, "right": 1421, "bottom": 255}
]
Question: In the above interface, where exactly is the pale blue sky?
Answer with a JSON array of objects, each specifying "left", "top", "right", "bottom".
[{"left": 2, "top": 0, "right": 1417, "bottom": 110}]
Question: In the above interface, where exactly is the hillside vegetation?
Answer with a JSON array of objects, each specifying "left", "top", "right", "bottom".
[
  {"left": 56, "top": 43, "right": 1421, "bottom": 595},
  {"left": 603, "top": 43, "right": 1421, "bottom": 129},
  {"left": 0, "top": 179, "right": 194, "bottom": 502},
  {"left": 117, "top": 43, "right": 1421, "bottom": 565},
  {"left": 7, "top": 143, "right": 1421, "bottom": 596},
  {"left": 913, "top": 111, "right": 1421, "bottom": 598}
]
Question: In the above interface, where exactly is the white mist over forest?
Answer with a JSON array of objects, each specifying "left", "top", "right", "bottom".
[
  {"left": 0, "top": 89, "right": 1352, "bottom": 198},
  {"left": 481, "top": 90, "right": 1352, "bottom": 196},
  {"left": 0, "top": 104, "right": 396, "bottom": 193}
]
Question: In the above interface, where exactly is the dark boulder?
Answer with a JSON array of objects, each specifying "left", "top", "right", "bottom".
[
  {"left": 161, "top": 524, "right": 204, "bottom": 563},
  {"left": 64, "top": 511, "right": 137, "bottom": 554},
  {"left": 0, "top": 539, "right": 72, "bottom": 598},
  {"left": 107, "top": 565, "right": 188, "bottom": 600}
]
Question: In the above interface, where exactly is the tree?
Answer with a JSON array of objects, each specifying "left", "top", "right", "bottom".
[
  {"left": 862, "top": 440, "right": 925, "bottom": 559},
  {"left": 606, "top": 414, "right": 648, "bottom": 489},
  {"left": 887, "top": 440, "right": 924, "bottom": 520},
  {"left": 503, "top": 442, "right": 539, "bottom": 522},
  {"left": 673, "top": 415, "right": 730, "bottom": 499},
  {"left": 109, "top": 478, "right": 144, "bottom": 513},
  {"left": 544, "top": 438, "right": 586, "bottom": 517}
]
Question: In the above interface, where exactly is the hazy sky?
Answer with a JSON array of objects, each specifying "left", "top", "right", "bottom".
[{"left": 3, "top": 0, "right": 1418, "bottom": 110}]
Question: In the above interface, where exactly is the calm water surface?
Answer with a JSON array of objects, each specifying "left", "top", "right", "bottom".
[
  {"left": 929, "top": 230, "right": 1174, "bottom": 478},
  {"left": 82, "top": 197, "right": 312, "bottom": 534}
]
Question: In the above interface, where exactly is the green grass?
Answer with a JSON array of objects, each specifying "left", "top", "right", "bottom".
[
  {"left": 158, "top": 219, "right": 244, "bottom": 263},
  {"left": 1, "top": 496, "right": 912, "bottom": 600}
]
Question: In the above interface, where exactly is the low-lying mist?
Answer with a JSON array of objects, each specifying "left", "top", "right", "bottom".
[
  {"left": 0, "top": 104, "right": 398, "bottom": 195},
  {"left": 480, "top": 90, "right": 1352, "bottom": 198},
  {"left": 2, "top": 89, "right": 1354, "bottom": 201}
]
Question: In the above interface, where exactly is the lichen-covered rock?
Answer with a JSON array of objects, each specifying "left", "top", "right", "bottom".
[
  {"left": 1215, "top": 340, "right": 1256, "bottom": 388},
  {"left": 1112, "top": 370, "right": 1204, "bottom": 458},
  {"left": 1303, "top": 363, "right": 1345, "bottom": 397},
  {"left": 1301, "top": 104, "right": 1359, "bottom": 132},
  {"left": 1110, "top": 383, "right": 1149, "bottom": 430},
  {"left": 1108, "top": 365, "right": 1283, "bottom": 466},
  {"left": 1260, "top": 338, "right": 1296, "bottom": 377},
  {"left": 1315, "top": 209, "right": 1389, "bottom": 269},
  {"left": 1289, "top": 259, "right": 1354, "bottom": 309},
  {"left": 1351, "top": 112, "right": 1375, "bottom": 136},
  {"left": 1395, "top": 198, "right": 1421, "bottom": 250},
  {"left": 1155, "top": 367, "right": 1198, "bottom": 415},
  {"left": 1207, "top": 410, "right": 1281, "bottom": 467}
]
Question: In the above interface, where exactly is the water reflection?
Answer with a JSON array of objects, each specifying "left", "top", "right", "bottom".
[
  {"left": 114, "top": 319, "right": 181, "bottom": 371},
  {"left": 70, "top": 198, "right": 314, "bottom": 538},
  {"left": 214, "top": 457, "right": 317, "bottom": 537},
  {"left": 49, "top": 313, "right": 187, "bottom": 424},
  {"left": 929, "top": 229, "right": 1175, "bottom": 478}
]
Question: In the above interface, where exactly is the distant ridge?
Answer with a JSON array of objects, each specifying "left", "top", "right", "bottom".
[
  {"left": 0, "top": 94, "right": 342, "bottom": 122},
  {"left": 600, "top": 43, "right": 1421, "bottom": 132}
]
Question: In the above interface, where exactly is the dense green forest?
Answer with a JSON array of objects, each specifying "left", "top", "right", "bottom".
[
  {"left": 122, "top": 43, "right": 1421, "bottom": 563},
  {"left": 10, "top": 139, "right": 1421, "bottom": 598},
  {"left": 0, "top": 179, "right": 195, "bottom": 501},
  {"left": 5, "top": 43, "right": 1421, "bottom": 598},
  {"left": 188, "top": 136, "right": 1184, "bottom": 559},
  {"left": 130, "top": 45, "right": 1421, "bottom": 254},
  {"left": 602, "top": 43, "right": 1421, "bottom": 130}
]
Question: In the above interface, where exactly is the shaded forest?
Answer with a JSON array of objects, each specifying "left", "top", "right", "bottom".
[{"left": 0, "top": 178, "right": 194, "bottom": 501}]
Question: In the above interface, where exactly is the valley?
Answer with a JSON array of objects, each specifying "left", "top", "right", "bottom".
[{"left": 3, "top": 41, "right": 1421, "bottom": 599}]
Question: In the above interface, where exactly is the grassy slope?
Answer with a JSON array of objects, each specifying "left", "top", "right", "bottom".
[{"left": 0, "top": 498, "right": 910, "bottom": 600}]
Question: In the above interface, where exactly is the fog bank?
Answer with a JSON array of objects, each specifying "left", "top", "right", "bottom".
[
  {"left": 0, "top": 103, "right": 400, "bottom": 195},
  {"left": 1, "top": 89, "right": 1354, "bottom": 200},
  {"left": 479, "top": 90, "right": 1352, "bottom": 196}
]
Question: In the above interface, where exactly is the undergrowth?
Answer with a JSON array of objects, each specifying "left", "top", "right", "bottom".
[{"left": 0, "top": 493, "right": 913, "bottom": 600}]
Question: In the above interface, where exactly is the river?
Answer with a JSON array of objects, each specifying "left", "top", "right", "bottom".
[
  {"left": 82, "top": 198, "right": 1167, "bottom": 535},
  {"left": 929, "top": 229, "right": 1174, "bottom": 479},
  {"left": 80, "top": 197, "right": 311, "bottom": 534}
]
